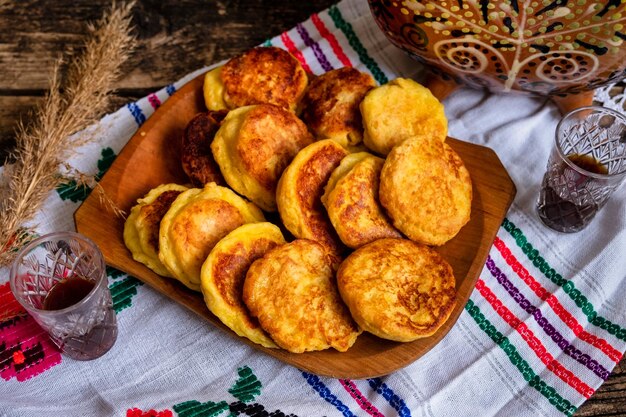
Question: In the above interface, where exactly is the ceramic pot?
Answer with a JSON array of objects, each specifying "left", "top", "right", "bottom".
[{"left": 368, "top": 0, "right": 626, "bottom": 112}]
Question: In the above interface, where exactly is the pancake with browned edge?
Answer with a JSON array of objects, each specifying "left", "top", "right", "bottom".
[
  {"left": 201, "top": 222, "right": 285, "bottom": 348},
  {"left": 123, "top": 183, "right": 189, "bottom": 277},
  {"left": 211, "top": 104, "right": 314, "bottom": 211},
  {"left": 299, "top": 67, "right": 375, "bottom": 147},
  {"left": 337, "top": 238, "right": 456, "bottom": 342},
  {"left": 204, "top": 46, "right": 308, "bottom": 113},
  {"left": 379, "top": 135, "right": 472, "bottom": 246},
  {"left": 322, "top": 152, "right": 401, "bottom": 249},
  {"left": 181, "top": 111, "right": 227, "bottom": 187},
  {"left": 159, "top": 183, "right": 265, "bottom": 291},
  {"left": 276, "top": 139, "right": 348, "bottom": 262},
  {"left": 360, "top": 78, "right": 447, "bottom": 155},
  {"left": 243, "top": 239, "right": 361, "bottom": 353}
]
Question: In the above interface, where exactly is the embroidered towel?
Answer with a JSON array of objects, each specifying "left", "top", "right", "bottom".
[{"left": 1, "top": 1, "right": 625, "bottom": 416}]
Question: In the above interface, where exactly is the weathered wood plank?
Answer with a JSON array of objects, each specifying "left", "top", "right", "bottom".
[{"left": 0, "top": 0, "right": 338, "bottom": 91}]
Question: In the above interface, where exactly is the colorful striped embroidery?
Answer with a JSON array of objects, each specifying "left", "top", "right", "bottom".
[
  {"left": 280, "top": 32, "right": 313, "bottom": 74},
  {"left": 166, "top": 84, "right": 177, "bottom": 96},
  {"left": 110, "top": 276, "right": 143, "bottom": 314},
  {"left": 148, "top": 93, "right": 162, "bottom": 110},
  {"left": 476, "top": 278, "right": 595, "bottom": 398},
  {"left": 0, "top": 283, "right": 62, "bottom": 382},
  {"left": 311, "top": 13, "right": 352, "bottom": 67},
  {"left": 296, "top": 22, "right": 334, "bottom": 72},
  {"left": 494, "top": 236, "right": 622, "bottom": 363},
  {"left": 340, "top": 379, "right": 384, "bottom": 417},
  {"left": 127, "top": 409, "right": 173, "bottom": 417},
  {"left": 485, "top": 255, "right": 611, "bottom": 380},
  {"left": 170, "top": 366, "right": 296, "bottom": 417},
  {"left": 127, "top": 102, "right": 147, "bottom": 126},
  {"left": 367, "top": 378, "right": 411, "bottom": 417},
  {"left": 465, "top": 298, "right": 577, "bottom": 416},
  {"left": 327, "top": 5, "right": 388, "bottom": 84},
  {"left": 302, "top": 372, "right": 356, "bottom": 417},
  {"left": 502, "top": 218, "right": 626, "bottom": 342}
]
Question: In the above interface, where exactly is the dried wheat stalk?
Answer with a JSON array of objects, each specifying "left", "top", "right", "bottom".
[{"left": 0, "top": 2, "right": 136, "bottom": 267}]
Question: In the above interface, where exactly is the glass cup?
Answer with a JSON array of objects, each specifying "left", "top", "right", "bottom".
[
  {"left": 536, "top": 106, "right": 626, "bottom": 233},
  {"left": 10, "top": 232, "right": 118, "bottom": 360}
]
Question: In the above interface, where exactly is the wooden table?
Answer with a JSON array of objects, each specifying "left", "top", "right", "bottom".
[{"left": 1, "top": 1, "right": 624, "bottom": 415}]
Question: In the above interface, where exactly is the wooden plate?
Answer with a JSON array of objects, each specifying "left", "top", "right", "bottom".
[{"left": 75, "top": 73, "right": 516, "bottom": 378}]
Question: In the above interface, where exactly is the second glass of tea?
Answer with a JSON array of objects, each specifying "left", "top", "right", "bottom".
[
  {"left": 537, "top": 106, "right": 626, "bottom": 233},
  {"left": 10, "top": 232, "right": 118, "bottom": 360}
]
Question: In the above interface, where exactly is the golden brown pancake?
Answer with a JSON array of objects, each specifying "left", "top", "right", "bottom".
[
  {"left": 211, "top": 104, "right": 314, "bottom": 211},
  {"left": 243, "top": 239, "right": 361, "bottom": 353},
  {"left": 379, "top": 135, "right": 472, "bottom": 246},
  {"left": 337, "top": 238, "right": 456, "bottom": 342},
  {"left": 200, "top": 222, "right": 285, "bottom": 348},
  {"left": 276, "top": 139, "right": 348, "bottom": 261},
  {"left": 299, "top": 67, "right": 375, "bottom": 147},
  {"left": 360, "top": 78, "right": 448, "bottom": 155},
  {"left": 181, "top": 111, "right": 227, "bottom": 187},
  {"left": 220, "top": 46, "right": 308, "bottom": 112},
  {"left": 159, "top": 183, "right": 265, "bottom": 291},
  {"left": 322, "top": 152, "right": 402, "bottom": 249},
  {"left": 123, "top": 183, "right": 189, "bottom": 277}
]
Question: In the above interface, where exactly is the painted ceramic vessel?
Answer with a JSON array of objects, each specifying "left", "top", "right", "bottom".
[{"left": 368, "top": 0, "right": 626, "bottom": 103}]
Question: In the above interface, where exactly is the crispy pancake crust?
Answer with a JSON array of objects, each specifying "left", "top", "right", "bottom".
[
  {"left": 211, "top": 104, "right": 314, "bottom": 211},
  {"left": 243, "top": 239, "right": 361, "bottom": 353},
  {"left": 203, "top": 66, "right": 228, "bottom": 111},
  {"left": 123, "top": 184, "right": 189, "bottom": 277},
  {"left": 379, "top": 136, "right": 472, "bottom": 246},
  {"left": 360, "top": 78, "right": 447, "bottom": 155},
  {"left": 221, "top": 46, "right": 308, "bottom": 112},
  {"left": 299, "top": 67, "right": 375, "bottom": 147},
  {"left": 276, "top": 139, "right": 348, "bottom": 260},
  {"left": 322, "top": 152, "right": 402, "bottom": 249},
  {"left": 201, "top": 222, "right": 285, "bottom": 348},
  {"left": 159, "top": 183, "right": 265, "bottom": 291},
  {"left": 337, "top": 238, "right": 456, "bottom": 342},
  {"left": 181, "top": 111, "right": 227, "bottom": 187}
]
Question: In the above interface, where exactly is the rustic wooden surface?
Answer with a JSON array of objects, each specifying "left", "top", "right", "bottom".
[{"left": 1, "top": 0, "right": 624, "bottom": 414}]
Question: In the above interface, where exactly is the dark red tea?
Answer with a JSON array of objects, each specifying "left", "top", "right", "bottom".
[
  {"left": 42, "top": 275, "right": 117, "bottom": 360},
  {"left": 43, "top": 276, "right": 95, "bottom": 310},
  {"left": 537, "top": 154, "right": 608, "bottom": 232}
]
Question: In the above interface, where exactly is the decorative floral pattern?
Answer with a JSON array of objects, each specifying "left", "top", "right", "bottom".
[{"left": 369, "top": 0, "right": 626, "bottom": 95}]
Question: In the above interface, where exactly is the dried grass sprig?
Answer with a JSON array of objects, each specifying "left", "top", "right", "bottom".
[{"left": 0, "top": 2, "right": 136, "bottom": 267}]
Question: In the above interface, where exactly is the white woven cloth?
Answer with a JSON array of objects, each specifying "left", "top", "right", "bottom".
[{"left": 1, "top": 1, "right": 625, "bottom": 416}]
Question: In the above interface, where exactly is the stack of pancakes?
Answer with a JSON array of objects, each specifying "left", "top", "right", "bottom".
[{"left": 123, "top": 46, "right": 472, "bottom": 353}]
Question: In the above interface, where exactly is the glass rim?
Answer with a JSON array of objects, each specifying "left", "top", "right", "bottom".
[
  {"left": 555, "top": 105, "right": 626, "bottom": 180},
  {"left": 9, "top": 231, "right": 107, "bottom": 316}
]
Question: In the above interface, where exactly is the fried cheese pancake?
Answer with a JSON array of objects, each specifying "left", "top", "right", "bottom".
[
  {"left": 337, "top": 238, "right": 456, "bottom": 342},
  {"left": 211, "top": 104, "right": 314, "bottom": 212},
  {"left": 204, "top": 46, "right": 308, "bottom": 112},
  {"left": 360, "top": 78, "right": 447, "bottom": 155},
  {"left": 181, "top": 111, "right": 227, "bottom": 187},
  {"left": 123, "top": 183, "right": 189, "bottom": 277},
  {"left": 203, "top": 66, "right": 228, "bottom": 111},
  {"left": 243, "top": 239, "right": 361, "bottom": 353},
  {"left": 200, "top": 222, "right": 285, "bottom": 348},
  {"left": 379, "top": 135, "right": 472, "bottom": 246},
  {"left": 322, "top": 152, "right": 402, "bottom": 249},
  {"left": 276, "top": 139, "right": 348, "bottom": 260},
  {"left": 159, "top": 183, "right": 265, "bottom": 291},
  {"left": 299, "top": 67, "right": 375, "bottom": 147}
]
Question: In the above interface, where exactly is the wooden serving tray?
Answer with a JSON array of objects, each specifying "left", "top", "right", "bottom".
[{"left": 75, "top": 73, "right": 516, "bottom": 378}]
